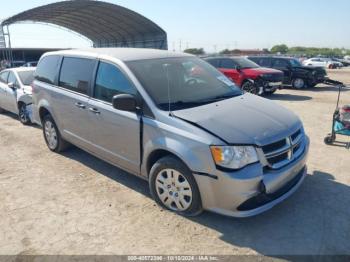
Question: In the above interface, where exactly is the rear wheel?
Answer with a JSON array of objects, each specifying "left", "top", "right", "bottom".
[
  {"left": 42, "top": 114, "right": 70, "bottom": 152},
  {"left": 241, "top": 81, "right": 258, "bottom": 95},
  {"left": 18, "top": 103, "right": 30, "bottom": 125},
  {"left": 292, "top": 78, "right": 306, "bottom": 89},
  {"left": 149, "top": 156, "right": 202, "bottom": 217}
]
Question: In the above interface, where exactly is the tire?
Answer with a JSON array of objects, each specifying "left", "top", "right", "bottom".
[
  {"left": 42, "top": 114, "right": 70, "bottom": 152},
  {"left": 264, "top": 89, "right": 277, "bottom": 95},
  {"left": 149, "top": 156, "right": 203, "bottom": 217},
  {"left": 0, "top": 107, "right": 4, "bottom": 113},
  {"left": 292, "top": 78, "right": 306, "bottom": 89},
  {"left": 324, "top": 135, "right": 335, "bottom": 145},
  {"left": 18, "top": 103, "right": 30, "bottom": 125},
  {"left": 241, "top": 81, "right": 258, "bottom": 95}
]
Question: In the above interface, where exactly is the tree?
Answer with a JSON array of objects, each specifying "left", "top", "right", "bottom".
[
  {"left": 183, "top": 48, "right": 205, "bottom": 55},
  {"left": 219, "top": 49, "right": 231, "bottom": 55},
  {"left": 270, "top": 44, "right": 289, "bottom": 54}
]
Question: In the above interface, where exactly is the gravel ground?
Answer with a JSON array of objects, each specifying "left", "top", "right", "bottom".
[{"left": 0, "top": 68, "right": 349, "bottom": 256}]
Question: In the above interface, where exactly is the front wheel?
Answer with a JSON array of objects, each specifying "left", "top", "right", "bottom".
[
  {"left": 292, "top": 78, "right": 306, "bottom": 89},
  {"left": 18, "top": 103, "right": 30, "bottom": 125},
  {"left": 149, "top": 156, "right": 202, "bottom": 217},
  {"left": 324, "top": 134, "right": 335, "bottom": 145},
  {"left": 241, "top": 81, "right": 258, "bottom": 95},
  {"left": 42, "top": 114, "right": 70, "bottom": 152}
]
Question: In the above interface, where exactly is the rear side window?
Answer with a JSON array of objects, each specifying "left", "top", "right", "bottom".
[
  {"left": 220, "top": 59, "right": 236, "bottom": 69},
  {"left": 251, "top": 57, "right": 271, "bottom": 67},
  {"left": 0, "top": 71, "right": 9, "bottom": 83},
  {"left": 35, "top": 55, "right": 60, "bottom": 84},
  {"left": 206, "top": 59, "right": 220, "bottom": 68},
  {"left": 94, "top": 62, "right": 136, "bottom": 103},
  {"left": 272, "top": 59, "right": 290, "bottom": 68},
  {"left": 59, "top": 57, "right": 95, "bottom": 95}
]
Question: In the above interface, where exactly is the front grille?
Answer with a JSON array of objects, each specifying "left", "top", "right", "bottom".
[{"left": 259, "top": 129, "right": 304, "bottom": 170}]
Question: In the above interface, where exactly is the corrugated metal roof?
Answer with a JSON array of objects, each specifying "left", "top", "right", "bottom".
[{"left": 1, "top": 0, "right": 168, "bottom": 49}]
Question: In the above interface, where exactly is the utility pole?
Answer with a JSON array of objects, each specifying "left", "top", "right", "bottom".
[{"left": 179, "top": 39, "right": 182, "bottom": 52}]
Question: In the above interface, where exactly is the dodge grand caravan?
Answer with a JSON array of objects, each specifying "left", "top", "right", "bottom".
[{"left": 32, "top": 48, "right": 309, "bottom": 217}]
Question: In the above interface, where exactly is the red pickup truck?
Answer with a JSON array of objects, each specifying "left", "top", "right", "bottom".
[{"left": 205, "top": 57, "right": 284, "bottom": 95}]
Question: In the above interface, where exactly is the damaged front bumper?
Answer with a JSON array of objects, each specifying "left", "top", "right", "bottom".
[{"left": 193, "top": 136, "right": 309, "bottom": 217}]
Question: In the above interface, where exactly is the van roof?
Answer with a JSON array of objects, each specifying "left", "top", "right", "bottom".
[{"left": 42, "top": 48, "right": 193, "bottom": 62}]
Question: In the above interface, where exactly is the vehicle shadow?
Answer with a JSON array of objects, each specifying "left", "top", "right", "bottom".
[
  {"left": 0, "top": 111, "right": 40, "bottom": 129},
  {"left": 268, "top": 93, "right": 312, "bottom": 101},
  {"left": 60, "top": 147, "right": 350, "bottom": 255}
]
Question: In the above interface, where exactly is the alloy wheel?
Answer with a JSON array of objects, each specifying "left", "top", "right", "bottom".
[{"left": 19, "top": 104, "right": 28, "bottom": 123}]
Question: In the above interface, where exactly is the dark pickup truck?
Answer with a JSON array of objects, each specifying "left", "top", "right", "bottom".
[{"left": 248, "top": 56, "right": 327, "bottom": 89}]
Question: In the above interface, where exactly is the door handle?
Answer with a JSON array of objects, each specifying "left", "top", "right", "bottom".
[
  {"left": 75, "top": 102, "right": 86, "bottom": 109},
  {"left": 89, "top": 107, "right": 101, "bottom": 115}
]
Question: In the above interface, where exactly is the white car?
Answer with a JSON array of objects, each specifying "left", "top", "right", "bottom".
[
  {"left": 0, "top": 67, "right": 35, "bottom": 124},
  {"left": 303, "top": 57, "right": 343, "bottom": 68}
]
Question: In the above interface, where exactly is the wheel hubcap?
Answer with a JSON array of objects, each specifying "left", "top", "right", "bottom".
[
  {"left": 44, "top": 121, "right": 58, "bottom": 149},
  {"left": 155, "top": 169, "right": 193, "bottom": 211}
]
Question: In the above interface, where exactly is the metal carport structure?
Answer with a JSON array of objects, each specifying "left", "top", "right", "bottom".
[{"left": 0, "top": 0, "right": 168, "bottom": 63}]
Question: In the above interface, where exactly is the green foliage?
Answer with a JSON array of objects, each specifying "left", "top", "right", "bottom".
[
  {"left": 219, "top": 49, "right": 231, "bottom": 55},
  {"left": 270, "top": 44, "right": 289, "bottom": 54},
  {"left": 183, "top": 48, "right": 205, "bottom": 55},
  {"left": 271, "top": 44, "right": 350, "bottom": 57}
]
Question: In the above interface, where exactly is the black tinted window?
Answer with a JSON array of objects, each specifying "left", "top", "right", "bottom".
[
  {"left": 94, "top": 62, "right": 136, "bottom": 103},
  {"left": 59, "top": 57, "right": 95, "bottom": 95},
  {"left": 0, "top": 71, "right": 9, "bottom": 83},
  {"left": 250, "top": 57, "right": 271, "bottom": 67},
  {"left": 273, "top": 59, "right": 290, "bottom": 68},
  {"left": 220, "top": 59, "right": 236, "bottom": 69},
  {"left": 35, "top": 55, "right": 60, "bottom": 84},
  {"left": 206, "top": 59, "right": 220, "bottom": 68}
]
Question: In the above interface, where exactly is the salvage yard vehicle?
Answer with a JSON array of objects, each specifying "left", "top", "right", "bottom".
[
  {"left": 0, "top": 67, "right": 35, "bottom": 124},
  {"left": 32, "top": 48, "right": 309, "bottom": 217},
  {"left": 205, "top": 57, "right": 284, "bottom": 95},
  {"left": 303, "top": 57, "right": 343, "bottom": 69},
  {"left": 248, "top": 56, "right": 328, "bottom": 89}
]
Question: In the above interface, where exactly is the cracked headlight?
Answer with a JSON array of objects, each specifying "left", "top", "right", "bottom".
[{"left": 210, "top": 146, "right": 259, "bottom": 170}]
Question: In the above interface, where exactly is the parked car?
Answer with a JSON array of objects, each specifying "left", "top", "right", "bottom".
[
  {"left": 0, "top": 67, "right": 35, "bottom": 124},
  {"left": 32, "top": 49, "right": 309, "bottom": 217},
  {"left": 302, "top": 57, "right": 343, "bottom": 69},
  {"left": 22, "top": 61, "right": 38, "bottom": 67},
  {"left": 248, "top": 56, "right": 327, "bottom": 89},
  {"left": 205, "top": 57, "right": 284, "bottom": 95}
]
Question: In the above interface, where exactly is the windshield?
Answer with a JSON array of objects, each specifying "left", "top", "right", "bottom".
[
  {"left": 232, "top": 57, "right": 259, "bottom": 69},
  {"left": 18, "top": 70, "right": 35, "bottom": 85},
  {"left": 127, "top": 57, "right": 242, "bottom": 111},
  {"left": 289, "top": 59, "right": 302, "bottom": 67}
]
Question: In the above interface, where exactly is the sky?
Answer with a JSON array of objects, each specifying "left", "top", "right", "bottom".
[{"left": 0, "top": 0, "right": 349, "bottom": 52}]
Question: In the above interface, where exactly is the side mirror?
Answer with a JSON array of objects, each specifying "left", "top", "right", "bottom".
[
  {"left": 235, "top": 65, "right": 242, "bottom": 71},
  {"left": 112, "top": 94, "right": 137, "bottom": 112},
  {"left": 8, "top": 82, "right": 15, "bottom": 89}
]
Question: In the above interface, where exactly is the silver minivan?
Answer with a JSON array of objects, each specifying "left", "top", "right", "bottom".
[{"left": 32, "top": 48, "right": 309, "bottom": 217}]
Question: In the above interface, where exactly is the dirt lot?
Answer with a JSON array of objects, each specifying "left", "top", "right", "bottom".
[{"left": 0, "top": 69, "right": 349, "bottom": 256}]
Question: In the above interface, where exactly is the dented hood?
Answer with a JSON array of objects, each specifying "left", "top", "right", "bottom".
[{"left": 173, "top": 93, "right": 302, "bottom": 146}]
